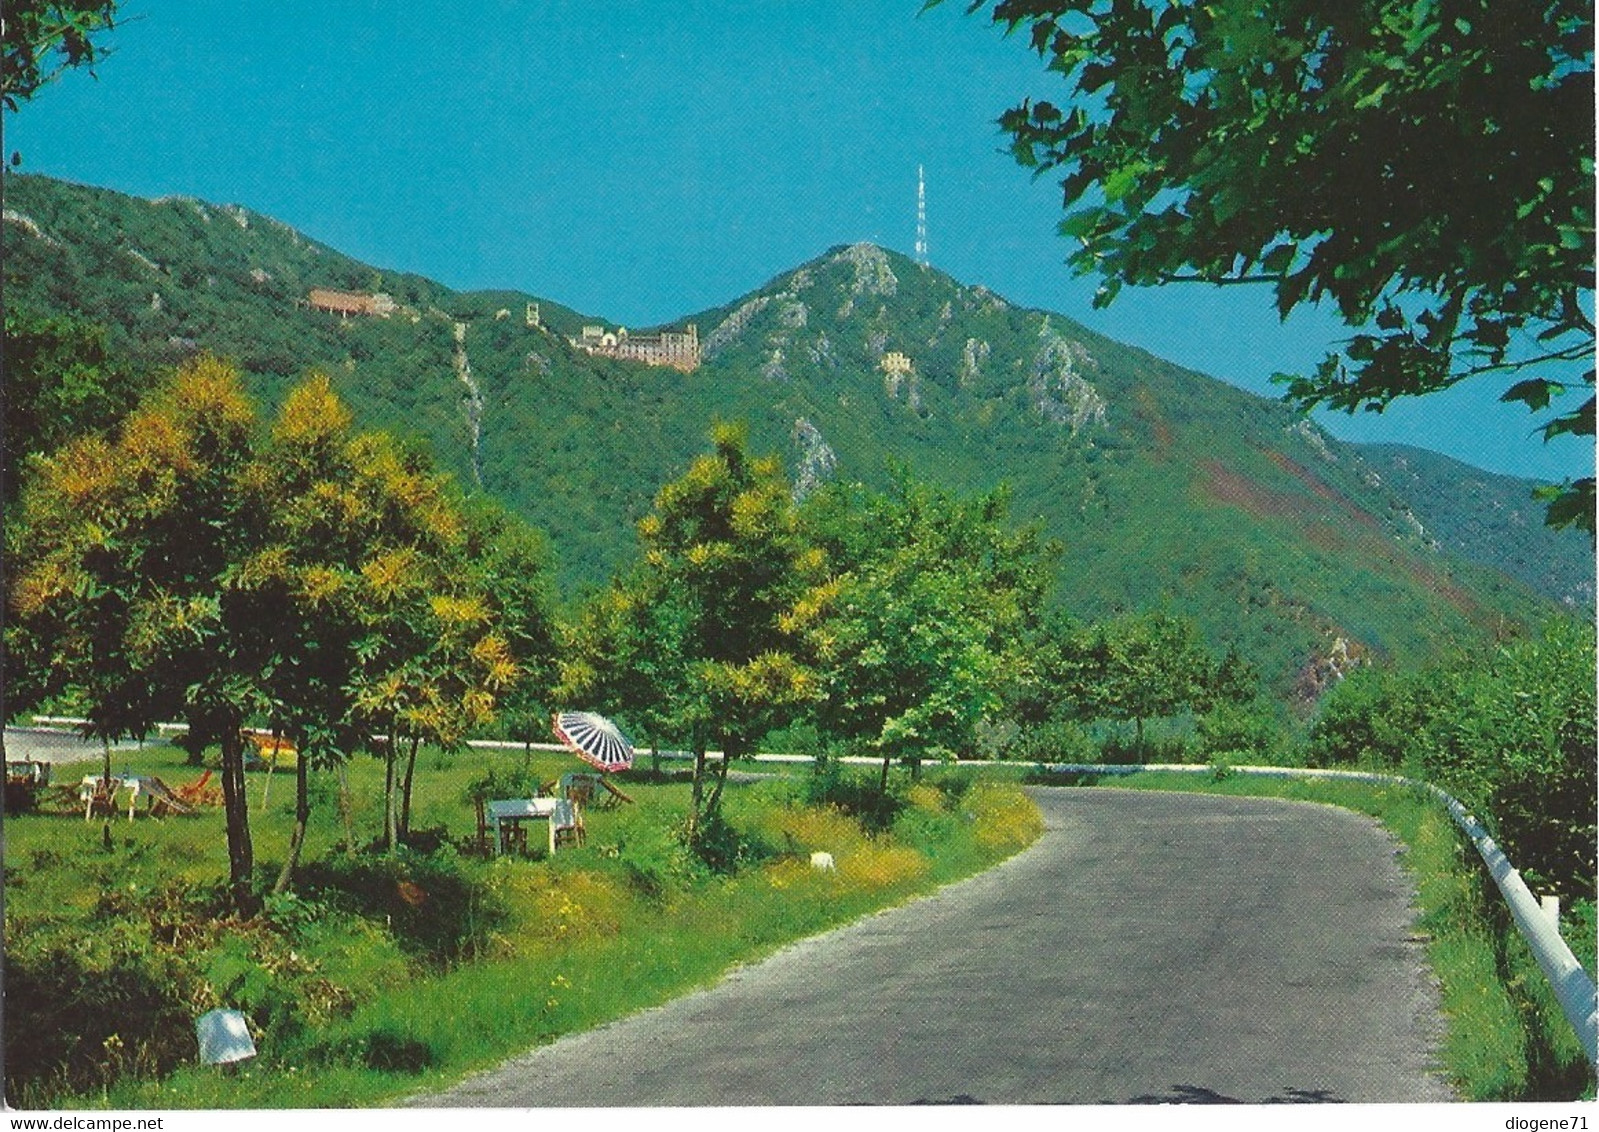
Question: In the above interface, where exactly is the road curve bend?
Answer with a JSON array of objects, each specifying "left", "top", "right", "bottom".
[{"left": 415, "top": 788, "right": 1454, "bottom": 1106}]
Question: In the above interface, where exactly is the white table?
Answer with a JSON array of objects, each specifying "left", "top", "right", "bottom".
[{"left": 486, "top": 797, "right": 562, "bottom": 854}]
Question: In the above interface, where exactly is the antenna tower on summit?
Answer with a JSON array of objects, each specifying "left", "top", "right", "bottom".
[{"left": 915, "top": 165, "right": 928, "bottom": 267}]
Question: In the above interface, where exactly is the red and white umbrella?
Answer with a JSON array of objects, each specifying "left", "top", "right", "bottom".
[{"left": 552, "top": 711, "right": 635, "bottom": 773}]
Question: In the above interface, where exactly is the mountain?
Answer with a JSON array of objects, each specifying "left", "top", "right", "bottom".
[{"left": 5, "top": 173, "right": 1590, "bottom": 705}]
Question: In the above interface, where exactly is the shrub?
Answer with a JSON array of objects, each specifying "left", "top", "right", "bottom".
[
  {"left": 1008, "top": 720, "right": 1095, "bottom": 763},
  {"left": 686, "top": 811, "right": 771, "bottom": 874},
  {"left": 1196, "top": 702, "right": 1282, "bottom": 763},
  {"left": 801, "top": 762, "right": 904, "bottom": 831},
  {"left": 1100, "top": 727, "right": 1196, "bottom": 765},
  {"left": 1305, "top": 665, "right": 1439, "bottom": 769},
  {"left": 360, "top": 1028, "right": 436, "bottom": 1073},
  {"left": 4, "top": 929, "right": 202, "bottom": 1105},
  {"left": 298, "top": 847, "right": 507, "bottom": 966},
  {"left": 1415, "top": 621, "right": 1596, "bottom": 898}
]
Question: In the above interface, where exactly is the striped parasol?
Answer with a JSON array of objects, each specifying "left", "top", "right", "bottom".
[{"left": 551, "top": 711, "right": 635, "bottom": 773}]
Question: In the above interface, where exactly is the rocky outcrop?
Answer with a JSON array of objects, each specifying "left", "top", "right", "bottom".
[
  {"left": 2, "top": 208, "right": 59, "bottom": 247},
  {"left": 1288, "top": 419, "right": 1338, "bottom": 463},
  {"left": 959, "top": 337, "right": 990, "bottom": 388},
  {"left": 835, "top": 243, "right": 898, "bottom": 320},
  {"left": 791, "top": 418, "right": 838, "bottom": 501},
  {"left": 453, "top": 322, "right": 484, "bottom": 488},
  {"left": 761, "top": 348, "right": 789, "bottom": 382},
  {"left": 704, "top": 293, "right": 777, "bottom": 359},
  {"left": 1291, "top": 635, "right": 1367, "bottom": 711},
  {"left": 1030, "top": 323, "right": 1107, "bottom": 433}
]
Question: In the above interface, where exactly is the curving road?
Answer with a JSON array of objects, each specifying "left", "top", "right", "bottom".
[{"left": 416, "top": 788, "right": 1455, "bottom": 1106}]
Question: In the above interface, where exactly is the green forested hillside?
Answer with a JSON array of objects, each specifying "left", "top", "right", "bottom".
[
  {"left": 5, "top": 173, "right": 1586, "bottom": 702},
  {"left": 1351, "top": 443, "right": 1594, "bottom": 610}
]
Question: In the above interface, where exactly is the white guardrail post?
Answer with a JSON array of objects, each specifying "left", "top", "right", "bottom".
[{"left": 1038, "top": 761, "right": 1599, "bottom": 1065}]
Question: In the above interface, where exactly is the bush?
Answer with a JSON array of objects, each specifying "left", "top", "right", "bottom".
[
  {"left": 1305, "top": 619, "right": 1596, "bottom": 898},
  {"left": 686, "top": 811, "right": 771, "bottom": 874},
  {"left": 1415, "top": 621, "right": 1596, "bottom": 898},
  {"left": 298, "top": 847, "right": 507, "bottom": 966},
  {"left": 359, "top": 1028, "right": 436, "bottom": 1073},
  {"left": 802, "top": 761, "right": 904, "bottom": 832},
  {"left": 1008, "top": 720, "right": 1096, "bottom": 763},
  {"left": 1196, "top": 702, "right": 1282, "bottom": 763},
  {"left": 463, "top": 759, "right": 542, "bottom": 803},
  {"left": 1100, "top": 728, "right": 1196, "bottom": 765},
  {"left": 1305, "top": 665, "right": 1439, "bottom": 769},
  {"left": 4, "top": 929, "right": 202, "bottom": 1105}
]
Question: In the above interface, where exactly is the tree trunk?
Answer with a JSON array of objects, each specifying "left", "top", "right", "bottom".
[
  {"left": 273, "top": 747, "right": 312, "bottom": 895},
  {"left": 879, "top": 752, "right": 892, "bottom": 795},
  {"left": 218, "top": 725, "right": 257, "bottom": 917},
  {"left": 102, "top": 735, "right": 113, "bottom": 788},
  {"left": 383, "top": 730, "right": 398, "bottom": 855},
  {"left": 337, "top": 762, "right": 355, "bottom": 855},
  {"left": 1134, "top": 715, "right": 1145, "bottom": 755},
  {"left": 399, "top": 734, "right": 421, "bottom": 841},
  {"left": 688, "top": 747, "right": 707, "bottom": 834},
  {"left": 705, "top": 752, "right": 732, "bottom": 817}
]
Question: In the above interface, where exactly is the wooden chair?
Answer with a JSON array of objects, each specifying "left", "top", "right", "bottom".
[
  {"left": 559, "top": 772, "right": 598, "bottom": 808},
  {"left": 551, "top": 798, "right": 585, "bottom": 850},
  {"left": 80, "top": 776, "right": 123, "bottom": 821}
]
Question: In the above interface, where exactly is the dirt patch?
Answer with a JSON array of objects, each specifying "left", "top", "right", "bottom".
[
  {"left": 1134, "top": 387, "right": 1173, "bottom": 456},
  {"left": 1199, "top": 459, "right": 1314, "bottom": 521},
  {"left": 1198, "top": 457, "right": 1493, "bottom": 627}
]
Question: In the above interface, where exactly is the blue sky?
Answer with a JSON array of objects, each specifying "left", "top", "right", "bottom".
[{"left": 7, "top": 0, "right": 1592, "bottom": 482}]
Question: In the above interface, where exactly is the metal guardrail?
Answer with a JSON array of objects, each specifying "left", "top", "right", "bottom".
[{"left": 1034, "top": 761, "right": 1599, "bottom": 1065}]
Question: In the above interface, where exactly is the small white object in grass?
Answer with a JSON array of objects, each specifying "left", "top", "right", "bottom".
[
  {"left": 197, "top": 1008, "right": 256, "bottom": 1065},
  {"left": 810, "top": 851, "right": 836, "bottom": 871}
]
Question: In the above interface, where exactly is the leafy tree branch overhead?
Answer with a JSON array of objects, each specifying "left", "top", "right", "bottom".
[
  {"left": 953, "top": 0, "right": 1594, "bottom": 532},
  {"left": 0, "top": 1, "right": 118, "bottom": 112}
]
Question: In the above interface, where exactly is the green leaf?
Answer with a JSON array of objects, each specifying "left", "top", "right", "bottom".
[{"left": 1500, "top": 379, "right": 1561, "bottom": 411}]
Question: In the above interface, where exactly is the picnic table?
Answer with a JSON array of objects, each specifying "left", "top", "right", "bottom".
[{"left": 485, "top": 797, "right": 583, "bottom": 855}]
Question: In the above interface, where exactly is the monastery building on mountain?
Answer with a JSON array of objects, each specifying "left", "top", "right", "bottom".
[
  {"left": 307, "top": 288, "right": 397, "bottom": 318},
  {"left": 570, "top": 323, "right": 701, "bottom": 372}
]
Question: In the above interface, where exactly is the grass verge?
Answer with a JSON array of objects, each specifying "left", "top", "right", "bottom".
[
  {"left": 1062, "top": 769, "right": 1595, "bottom": 1101},
  {"left": 4, "top": 748, "right": 1042, "bottom": 1109}
]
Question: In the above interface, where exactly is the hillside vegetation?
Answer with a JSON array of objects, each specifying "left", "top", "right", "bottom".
[{"left": 4, "top": 173, "right": 1587, "bottom": 701}]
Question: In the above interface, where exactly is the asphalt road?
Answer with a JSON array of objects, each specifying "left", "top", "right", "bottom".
[
  {"left": 415, "top": 788, "right": 1455, "bottom": 1106},
  {"left": 3, "top": 727, "right": 144, "bottom": 765}
]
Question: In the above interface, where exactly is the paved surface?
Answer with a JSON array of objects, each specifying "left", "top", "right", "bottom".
[
  {"left": 415, "top": 788, "right": 1455, "bottom": 1106},
  {"left": 3, "top": 727, "right": 144, "bottom": 765}
]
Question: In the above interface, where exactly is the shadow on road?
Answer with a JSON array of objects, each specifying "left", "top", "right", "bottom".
[{"left": 1126, "top": 1084, "right": 1343, "bottom": 1104}]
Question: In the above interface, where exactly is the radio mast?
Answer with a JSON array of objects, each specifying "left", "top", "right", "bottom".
[{"left": 915, "top": 165, "right": 928, "bottom": 267}]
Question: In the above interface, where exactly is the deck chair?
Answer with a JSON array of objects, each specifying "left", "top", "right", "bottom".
[
  {"left": 173, "top": 770, "right": 222, "bottom": 807},
  {"left": 598, "top": 776, "right": 635, "bottom": 808},
  {"left": 144, "top": 776, "right": 194, "bottom": 817}
]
